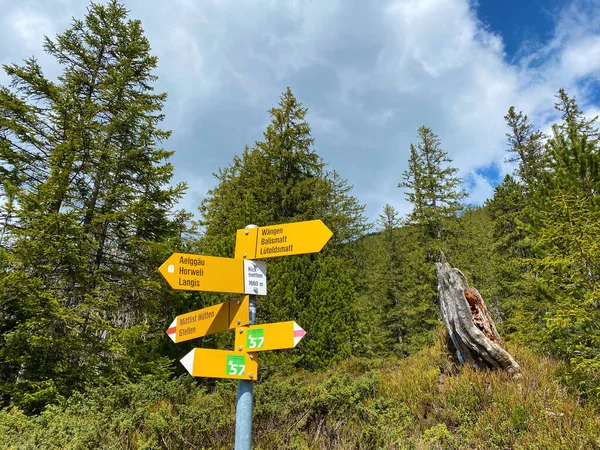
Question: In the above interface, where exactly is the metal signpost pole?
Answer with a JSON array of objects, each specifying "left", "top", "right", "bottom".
[
  {"left": 234, "top": 294, "right": 256, "bottom": 450},
  {"left": 163, "top": 219, "right": 330, "bottom": 450},
  {"left": 234, "top": 225, "right": 258, "bottom": 450}
]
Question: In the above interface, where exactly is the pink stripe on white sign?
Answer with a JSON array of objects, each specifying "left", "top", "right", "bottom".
[{"left": 293, "top": 322, "right": 306, "bottom": 346}]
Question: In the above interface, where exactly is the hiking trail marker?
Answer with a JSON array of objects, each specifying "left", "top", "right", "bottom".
[
  {"left": 159, "top": 253, "right": 266, "bottom": 295},
  {"left": 234, "top": 219, "right": 333, "bottom": 260},
  {"left": 160, "top": 220, "right": 332, "bottom": 450},
  {"left": 235, "top": 321, "right": 306, "bottom": 352},
  {"left": 181, "top": 348, "right": 258, "bottom": 380},
  {"left": 166, "top": 296, "right": 250, "bottom": 343}
]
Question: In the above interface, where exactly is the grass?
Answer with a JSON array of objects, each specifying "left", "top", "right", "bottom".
[{"left": 1, "top": 331, "right": 599, "bottom": 449}]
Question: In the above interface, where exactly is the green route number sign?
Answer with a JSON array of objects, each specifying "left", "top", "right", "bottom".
[
  {"left": 226, "top": 355, "right": 246, "bottom": 376},
  {"left": 246, "top": 328, "right": 265, "bottom": 349}
]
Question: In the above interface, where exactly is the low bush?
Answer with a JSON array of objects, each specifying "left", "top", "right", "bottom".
[{"left": 1, "top": 338, "right": 598, "bottom": 449}]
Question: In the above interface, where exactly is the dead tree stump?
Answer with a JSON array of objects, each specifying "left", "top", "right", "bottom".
[{"left": 436, "top": 254, "right": 520, "bottom": 374}]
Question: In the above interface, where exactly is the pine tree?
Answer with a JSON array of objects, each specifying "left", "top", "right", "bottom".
[{"left": 0, "top": 1, "right": 188, "bottom": 411}]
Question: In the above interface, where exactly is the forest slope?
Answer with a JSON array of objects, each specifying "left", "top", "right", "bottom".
[{"left": 2, "top": 331, "right": 598, "bottom": 450}]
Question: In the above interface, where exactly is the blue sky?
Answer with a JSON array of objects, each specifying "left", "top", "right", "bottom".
[
  {"left": 478, "top": 0, "right": 560, "bottom": 60},
  {"left": 2, "top": 0, "right": 600, "bottom": 224}
]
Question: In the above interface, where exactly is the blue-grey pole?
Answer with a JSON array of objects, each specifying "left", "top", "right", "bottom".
[
  {"left": 235, "top": 224, "right": 258, "bottom": 450},
  {"left": 234, "top": 295, "right": 256, "bottom": 450}
]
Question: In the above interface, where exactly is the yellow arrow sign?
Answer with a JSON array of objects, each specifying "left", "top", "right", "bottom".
[
  {"left": 158, "top": 253, "right": 267, "bottom": 294},
  {"left": 235, "top": 321, "right": 306, "bottom": 352},
  {"left": 166, "top": 296, "right": 250, "bottom": 343},
  {"left": 234, "top": 220, "right": 333, "bottom": 260},
  {"left": 180, "top": 348, "right": 258, "bottom": 380}
]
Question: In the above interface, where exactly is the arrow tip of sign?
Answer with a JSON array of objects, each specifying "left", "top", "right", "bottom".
[
  {"left": 293, "top": 322, "right": 306, "bottom": 346},
  {"left": 180, "top": 350, "right": 195, "bottom": 375},
  {"left": 157, "top": 259, "right": 169, "bottom": 274},
  {"left": 319, "top": 219, "right": 333, "bottom": 234},
  {"left": 166, "top": 318, "right": 177, "bottom": 342}
]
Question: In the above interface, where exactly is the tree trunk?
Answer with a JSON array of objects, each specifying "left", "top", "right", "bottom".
[{"left": 436, "top": 253, "right": 520, "bottom": 375}]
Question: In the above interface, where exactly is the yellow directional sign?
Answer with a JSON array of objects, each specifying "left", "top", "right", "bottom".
[
  {"left": 158, "top": 253, "right": 267, "bottom": 295},
  {"left": 166, "top": 296, "right": 250, "bottom": 343},
  {"left": 234, "top": 220, "right": 333, "bottom": 260},
  {"left": 235, "top": 321, "right": 306, "bottom": 352},
  {"left": 180, "top": 348, "right": 258, "bottom": 380}
]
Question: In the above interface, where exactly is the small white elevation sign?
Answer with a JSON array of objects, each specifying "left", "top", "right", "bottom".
[{"left": 244, "top": 260, "right": 267, "bottom": 296}]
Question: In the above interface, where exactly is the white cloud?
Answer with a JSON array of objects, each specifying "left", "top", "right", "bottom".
[
  {"left": 2, "top": 0, "right": 600, "bottom": 225},
  {"left": 559, "top": 36, "right": 600, "bottom": 79},
  {"left": 8, "top": 9, "right": 54, "bottom": 49},
  {"left": 465, "top": 171, "right": 496, "bottom": 205},
  {"left": 383, "top": 0, "right": 484, "bottom": 77}
]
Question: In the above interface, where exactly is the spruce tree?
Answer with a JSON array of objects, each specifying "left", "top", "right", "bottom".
[
  {"left": 399, "top": 126, "right": 466, "bottom": 250},
  {"left": 485, "top": 106, "right": 551, "bottom": 349},
  {"left": 199, "top": 88, "right": 368, "bottom": 370},
  {"left": 377, "top": 204, "right": 401, "bottom": 247},
  {"left": 492, "top": 106, "right": 545, "bottom": 260},
  {"left": 504, "top": 107, "right": 547, "bottom": 188},
  {"left": 374, "top": 205, "right": 405, "bottom": 351},
  {"left": 0, "top": 1, "right": 188, "bottom": 411},
  {"left": 554, "top": 88, "right": 599, "bottom": 138},
  {"left": 387, "top": 126, "right": 467, "bottom": 355}
]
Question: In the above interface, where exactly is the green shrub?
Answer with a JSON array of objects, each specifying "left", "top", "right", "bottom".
[{"left": 1, "top": 339, "right": 599, "bottom": 449}]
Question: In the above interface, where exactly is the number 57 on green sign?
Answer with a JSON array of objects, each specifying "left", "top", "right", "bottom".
[
  {"left": 236, "top": 322, "right": 306, "bottom": 353},
  {"left": 246, "top": 328, "right": 265, "bottom": 349},
  {"left": 226, "top": 355, "right": 247, "bottom": 375}
]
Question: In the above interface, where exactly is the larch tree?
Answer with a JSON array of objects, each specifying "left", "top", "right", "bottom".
[
  {"left": 488, "top": 90, "right": 600, "bottom": 401},
  {"left": 0, "top": 0, "right": 188, "bottom": 411},
  {"left": 533, "top": 91, "right": 600, "bottom": 400},
  {"left": 486, "top": 107, "right": 549, "bottom": 350}
]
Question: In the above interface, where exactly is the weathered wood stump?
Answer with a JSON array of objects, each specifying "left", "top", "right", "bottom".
[{"left": 436, "top": 253, "right": 520, "bottom": 375}]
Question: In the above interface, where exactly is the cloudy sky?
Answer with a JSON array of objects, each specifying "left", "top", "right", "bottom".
[{"left": 2, "top": 0, "right": 600, "bottom": 225}]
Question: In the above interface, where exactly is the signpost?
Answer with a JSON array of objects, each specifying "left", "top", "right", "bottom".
[
  {"left": 235, "top": 321, "right": 306, "bottom": 352},
  {"left": 159, "top": 253, "right": 266, "bottom": 295},
  {"left": 234, "top": 219, "right": 333, "bottom": 260},
  {"left": 160, "top": 219, "right": 333, "bottom": 450},
  {"left": 180, "top": 348, "right": 258, "bottom": 380},
  {"left": 166, "top": 296, "right": 250, "bottom": 343}
]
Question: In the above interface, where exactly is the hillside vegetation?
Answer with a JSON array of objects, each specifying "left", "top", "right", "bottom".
[
  {"left": 1, "top": 2, "right": 600, "bottom": 448},
  {"left": 1, "top": 333, "right": 598, "bottom": 449}
]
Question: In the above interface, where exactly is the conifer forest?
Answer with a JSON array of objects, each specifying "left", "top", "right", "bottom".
[{"left": 0, "top": 2, "right": 599, "bottom": 448}]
